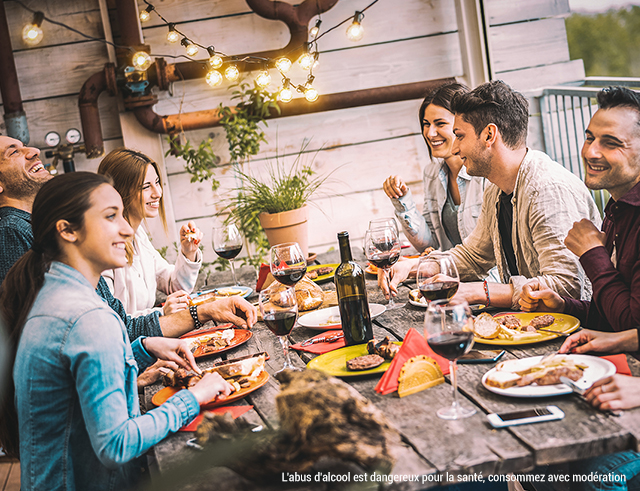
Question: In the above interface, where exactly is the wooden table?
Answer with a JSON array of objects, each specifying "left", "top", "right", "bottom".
[{"left": 145, "top": 250, "right": 640, "bottom": 490}]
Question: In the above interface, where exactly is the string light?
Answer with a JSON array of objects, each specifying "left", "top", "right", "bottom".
[
  {"left": 139, "top": 5, "right": 154, "bottom": 22},
  {"left": 298, "top": 46, "right": 316, "bottom": 71},
  {"left": 207, "top": 47, "right": 223, "bottom": 69},
  {"left": 275, "top": 57, "right": 292, "bottom": 73},
  {"left": 22, "top": 11, "right": 44, "bottom": 46},
  {"left": 224, "top": 65, "right": 240, "bottom": 81},
  {"left": 304, "top": 84, "right": 319, "bottom": 102},
  {"left": 346, "top": 12, "right": 364, "bottom": 42},
  {"left": 309, "top": 19, "right": 322, "bottom": 38},
  {"left": 256, "top": 70, "right": 271, "bottom": 88},
  {"left": 206, "top": 70, "right": 223, "bottom": 87},
  {"left": 181, "top": 37, "right": 198, "bottom": 56},
  {"left": 132, "top": 51, "right": 152, "bottom": 71},
  {"left": 167, "top": 23, "right": 180, "bottom": 43},
  {"left": 278, "top": 80, "right": 293, "bottom": 103}
]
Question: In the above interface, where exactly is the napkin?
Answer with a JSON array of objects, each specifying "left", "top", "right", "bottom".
[
  {"left": 180, "top": 405, "right": 254, "bottom": 432},
  {"left": 601, "top": 354, "right": 632, "bottom": 376},
  {"left": 256, "top": 263, "right": 276, "bottom": 292},
  {"left": 290, "top": 330, "right": 346, "bottom": 354},
  {"left": 375, "top": 328, "right": 450, "bottom": 395}
]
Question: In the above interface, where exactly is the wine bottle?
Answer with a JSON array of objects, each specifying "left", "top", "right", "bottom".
[{"left": 335, "top": 231, "right": 373, "bottom": 345}]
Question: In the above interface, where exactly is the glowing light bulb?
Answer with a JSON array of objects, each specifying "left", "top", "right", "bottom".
[
  {"left": 225, "top": 65, "right": 239, "bottom": 81},
  {"left": 139, "top": 6, "right": 153, "bottom": 22},
  {"left": 298, "top": 52, "right": 314, "bottom": 71},
  {"left": 278, "top": 86, "right": 293, "bottom": 103},
  {"left": 167, "top": 24, "right": 180, "bottom": 43},
  {"left": 346, "top": 13, "right": 364, "bottom": 42},
  {"left": 132, "top": 51, "right": 152, "bottom": 71},
  {"left": 304, "top": 85, "right": 319, "bottom": 102},
  {"left": 209, "top": 54, "right": 223, "bottom": 69},
  {"left": 22, "top": 12, "right": 44, "bottom": 46},
  {"left": 256, "top": 70, "right": 271, "bottom": 88},
  {"left": 206, "top": 70, "right": 223, "bottom": 87},
  {"left": 309, "top": 19, "right": 322, "bottom": 38},
  {"left": 181, "top": 38, "right": 198, "bottom": 56},
  {"left": 275, "top": 57, "right": 292, "bottom": 73}
]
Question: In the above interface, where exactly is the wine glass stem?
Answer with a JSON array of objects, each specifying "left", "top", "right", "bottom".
[
  {"left": 279, "top": 335, "right": 295, "bottom": 370},
  {"left": 384, "top": 268, "right": 395, "bottom": 306},
  {"left": 450, "top": 360, "right": 460, "bottom": 412},
  {"left": 229, "top": 259, "right": 238, "bottom": 285}
]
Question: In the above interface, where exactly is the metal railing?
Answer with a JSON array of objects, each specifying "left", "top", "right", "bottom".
[{"left": 538, "top": 77, "right": 640, "bottom": 215}]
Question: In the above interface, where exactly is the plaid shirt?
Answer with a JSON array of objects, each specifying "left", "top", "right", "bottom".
[{"left": 0, "top": 206, "right": 161, "bottom": 341}]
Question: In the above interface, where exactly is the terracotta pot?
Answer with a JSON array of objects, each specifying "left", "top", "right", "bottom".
[{"left": 259, "top": 206, "right": 309, "bottom": 257}]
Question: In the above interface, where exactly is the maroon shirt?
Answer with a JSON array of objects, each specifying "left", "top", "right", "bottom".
[{"left": 563, "top": 180, "right": 640, "bottom": 332}]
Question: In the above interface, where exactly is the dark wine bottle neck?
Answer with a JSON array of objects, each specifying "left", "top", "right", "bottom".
[{"left": 338, "top": 233, "right": 353, "bottom": 262}]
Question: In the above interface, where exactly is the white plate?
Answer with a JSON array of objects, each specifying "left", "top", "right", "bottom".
[
  {"left": 298, "top": 304, "right": 386, "bottom": 330},
  {"left": 191, "top": 285, "right": 252, "bottom": 300},
  {"left": 482, "top": 354, "right": 616, "bottom": 398}
]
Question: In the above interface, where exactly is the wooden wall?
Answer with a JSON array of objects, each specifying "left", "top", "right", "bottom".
[{"left": 0, "top": 0, "right": 586, "bottom": 265}]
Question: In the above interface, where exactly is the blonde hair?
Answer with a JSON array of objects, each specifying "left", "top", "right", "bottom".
[{"left": 97, "top": 148, "right": 167, "bottom": 264}]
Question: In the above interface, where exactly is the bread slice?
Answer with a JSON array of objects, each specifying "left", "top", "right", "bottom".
[
  {"left": 495, "top": 358, "right": 541, "bottom": 376},
  {"left": 473, "top": 312, "right": 501, "bottom": 339},
  {"left": 485, "top": 370, "right": 521, "bottom": 389}
]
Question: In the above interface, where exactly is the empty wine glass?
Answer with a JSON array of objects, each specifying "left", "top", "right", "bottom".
[
  {"left": 212, "top": 224, "right": 243, "bottom": 285},
  {"left": 259, "top": 283, "right": 299, "bottom": 373},
  {"left": 364, "top": 226, "right": 401, "bottom": 309},
  {"left": 416, "top": 251, "right": 460, "bottom": 303},
  {"left": 270, "top": 242, "right": 307, "bottom": 287},
  {"left": 424, "top": 299, "right": 476, "bottom": 420}
]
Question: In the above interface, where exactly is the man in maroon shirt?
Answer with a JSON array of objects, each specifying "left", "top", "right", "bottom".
[{"left": 520, "top": 86, "right": 640, "bottom": 334}]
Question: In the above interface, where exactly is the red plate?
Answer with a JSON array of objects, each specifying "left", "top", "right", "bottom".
[
  {"left": 180, "top": 325, "right": 252, "bottom": 359},
  {"left": 151, "top": 371, "right": 270, "bottom": 409}
]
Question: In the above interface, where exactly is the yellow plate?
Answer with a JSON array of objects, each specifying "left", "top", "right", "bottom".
[
  {"left": 307, "top": 263, "right": 339, "bottom": 283},
  {"left": 307, "top": 342, "right": 401, "bottom": 377},
  {"left": 474, "top": 312, "right": 580, "bottom": 345}
]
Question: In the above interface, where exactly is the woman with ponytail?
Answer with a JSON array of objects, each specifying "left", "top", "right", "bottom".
[{"left": 0, "top": 172, "right": 231, "bottom": 490}]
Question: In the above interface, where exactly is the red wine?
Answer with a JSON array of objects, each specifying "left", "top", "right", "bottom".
[
  {"left": 215, "top": 245, "right": 242, "bottom": 260},
  {"left": 263, "top": 311, "right": 297, "bottom": 336},
  {"left": 273, "top": 267, "right": 307, "bottom": 286},
  {"left": 427, "top": 332, "right": 474, "bottom": 360},
  {"left": 368, "top": 252, "right": 400, "bottom": 269},
  {"left": 419, "top": 281, "right": 459, "bottom": 301},
  {"left": 373, "top": 238, "right": 395, "bottom": 252}
]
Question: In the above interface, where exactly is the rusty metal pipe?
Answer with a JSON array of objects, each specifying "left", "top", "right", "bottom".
[
  {"left": 133, "top": 78, "right": 456, "bottom": 133},
  {"left": 78, "top": 64, "right": 116, "bottom": 158},
  {"left": 115, "top": 0, "right": 143, "bottom": 47}
]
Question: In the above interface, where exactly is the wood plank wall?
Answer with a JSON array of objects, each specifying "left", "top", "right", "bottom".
[{"left": 1, "top": 0, "right": 586, "bottom": 264}]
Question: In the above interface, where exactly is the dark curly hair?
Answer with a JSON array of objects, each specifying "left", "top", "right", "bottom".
[{"left": 596, "top": 86, "right": 640, "bottom": 123}]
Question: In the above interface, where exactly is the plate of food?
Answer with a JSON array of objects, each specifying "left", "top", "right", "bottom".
[
  {"left": 482, "top": 354, "right": 615, "bottom": 397},
  {"left": 306, "top": 264, "right": 338, "bottom": 283},
  {"left": 152, "top": 353, "right": 269, "bottom": 409},
  {"left": 298, "top": 304, "right": 387, "bottom": 330},
  {"left": 180, "top": 325, "right": 252, "bottom": 358},
  {"left": 307, "top": 338, "right": 401, "bottom": 377},
  {"left": 189, "top": 286, "right": 253, "bottom": 306},
  {"left": 473, "top": 312, "right": 580, "bottom": 345}
]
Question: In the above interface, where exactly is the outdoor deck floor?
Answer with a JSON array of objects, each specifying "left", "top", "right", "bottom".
[{"left": 0, "top": 460, "right": 19, "bottom": 491}]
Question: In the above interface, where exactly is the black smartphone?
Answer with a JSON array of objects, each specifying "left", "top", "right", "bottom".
[{"left": 458, "top": 349, "right": 506, "bottom": 364}]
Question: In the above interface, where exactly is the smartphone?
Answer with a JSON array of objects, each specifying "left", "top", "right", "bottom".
[
  {"left": 458, "top": 350, "right": 506, "bottom": 364},
  {"left": 487, "top": 406, "right": 565, "bottom": 428}
]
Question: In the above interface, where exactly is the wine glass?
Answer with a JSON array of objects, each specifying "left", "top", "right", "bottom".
[
  {"left": 259, "top": 283, "right": 299, "bottom": 373},
  {"left": 368, "top": 217, "right": 399, "bottom": 235},
  {"left": 270, "top": 242, "right": 307, "bottom": 287},
  {"left": 212, "top": 224, "right": 243, "bottom": 285},
  {"left": 424, "top": 299, "right": 476, "bottom": 420},
  {"left": 364, "top": 226, "right": 402, "bottom": 309},
  {"left": 416, "top": 251, "right": 460, "bottom": 303}
]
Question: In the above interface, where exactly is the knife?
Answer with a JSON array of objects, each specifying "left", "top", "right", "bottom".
[
  {"left": 536, "top": 327, "right": 570, "bottom": 336},
  {"left": 301, "top": 332, "right": 344, "bottom": 346},
  {"left": 560, "top": 376, "right": 622, "bottom": 416}
]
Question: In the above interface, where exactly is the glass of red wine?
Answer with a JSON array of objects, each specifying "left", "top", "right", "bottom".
[
  {"left": 212, "top": 224, "right": 243, "bottom": 285},
  {"left": 424, "top": 299, "right": 476, "bottom": 420},
  {"left": 416, "top": 252, "right": 460, "bottom": 303},
  {"left": 270, "top": 242, "right": 307, "bottom": 287},
  {"left": 259, "top": 283, "right": 299, "bottom": 373},
  {"left": 364, "top": 226, "right": 401, "bottom": 309}
]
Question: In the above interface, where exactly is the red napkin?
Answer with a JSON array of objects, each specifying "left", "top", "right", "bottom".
[
  {"left": 256, "top": 263, "right": 271, "bottom": 292},
  {"left": 375, "top": 328, "right": 450, "bottom": 395},
  {"left": 290, "top": 330, "right": 346, "bottom": 354},
  {"left": 601, "top": 354, "right": 632, "bottom": 376},
  {"left": 180, "top": 405, "right": 253, "bottom": 432}
]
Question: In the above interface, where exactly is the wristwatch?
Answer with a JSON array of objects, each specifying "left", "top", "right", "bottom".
[{"left": 189, "top": 305, "right": 203, "bottom": 329}]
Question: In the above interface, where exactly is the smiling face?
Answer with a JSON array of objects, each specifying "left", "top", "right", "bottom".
[
  {"left": 0, "top": 136, "right": 51, "bottom": 202},
  {"left": 452, "top": 116, "right": 492, "bottom": 178},
  {"left": 138, "top": 164, "right": 162, "bottom": 220},
  {"left": 422, "top": 104, "right": 457, "bottom": 159},
  {"left": 582, "top": 106, "right": 640, "bottom": 201}
]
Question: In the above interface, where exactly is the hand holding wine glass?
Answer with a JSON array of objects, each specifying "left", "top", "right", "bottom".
[
  {"left": 212, "top": 223, "right": 243, "bottom": 285},
  {"left": 259, "top": 283, "right": 300, "bottom": 373},
  {"left": 424, "top": 299, "right": 476, "bottom": 420},
  {"left": 270, "top": 242, "right": 307, "bottom": 287},
  {"left": 416, "top": 252, "right": 460, "bottom": 303},
  {"left": 364, "top": 226, "right": 401, "bottom": 309}
]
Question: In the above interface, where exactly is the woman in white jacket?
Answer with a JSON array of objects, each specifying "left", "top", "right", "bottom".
[{"left": 99, "top": 149, "right": 203, "bottom": 316}]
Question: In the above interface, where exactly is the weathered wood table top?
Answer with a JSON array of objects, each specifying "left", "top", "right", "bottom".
[{"left": 145, "top": 250, "right": 640, "bottom": 490}]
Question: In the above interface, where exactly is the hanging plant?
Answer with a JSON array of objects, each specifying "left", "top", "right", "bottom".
[{"left": 166, "top": 136, "right": 221, "bottom": 191}]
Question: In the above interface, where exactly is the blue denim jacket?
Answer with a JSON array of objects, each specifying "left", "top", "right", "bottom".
[{"left": 14, "top": 262, "right": 200, "bottom": 491}]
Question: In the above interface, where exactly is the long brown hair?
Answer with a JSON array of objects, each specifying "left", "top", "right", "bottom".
[
  {"left": 0, "top": 172, "right": 112, "bottom": 458},
  {"left": 97, "top": 148, "right": 167, "bottom": 264}
]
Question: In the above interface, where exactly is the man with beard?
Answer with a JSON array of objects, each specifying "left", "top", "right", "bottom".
[{"left": 379, "top": 81, "right": 602, "bottom": 309}]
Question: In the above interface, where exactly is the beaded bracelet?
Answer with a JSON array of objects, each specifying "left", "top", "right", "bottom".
[
  {"left": 483, "top": 279, "right": 491, "bottom": 307},
  {"left": 189, "top": 304, "right": 203, "bottom": 329}
]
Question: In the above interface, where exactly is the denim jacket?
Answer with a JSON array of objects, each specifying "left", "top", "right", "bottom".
[
  {"left": 391, "top": 159, "right": 486, "bottom": 251},
  {"left": 14, "top": 262, "right": 200, "bottom": 491}
]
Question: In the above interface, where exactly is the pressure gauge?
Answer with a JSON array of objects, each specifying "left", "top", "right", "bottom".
[
  {"left": 65, "top": 128, "right": 81, "bottom": 144},
  {"left": 44, "top": 131, "right": 60, "bottom": 147}
]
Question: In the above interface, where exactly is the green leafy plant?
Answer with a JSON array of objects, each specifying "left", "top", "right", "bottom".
[{"left": 166, "top": 137, "right": 221, "bottom": 191}]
